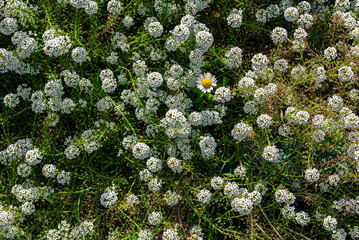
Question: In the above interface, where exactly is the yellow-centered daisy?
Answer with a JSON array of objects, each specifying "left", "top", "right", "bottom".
[{"left": 197, "top": 73, "right": 217, "bottom": 93}]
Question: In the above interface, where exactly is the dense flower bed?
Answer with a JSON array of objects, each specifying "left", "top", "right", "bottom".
[{"left": 1, "top": 0, "right": 359, "bottom": 239}]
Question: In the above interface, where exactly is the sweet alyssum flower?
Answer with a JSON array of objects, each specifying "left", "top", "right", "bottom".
[{"left": 197, "top": 73, "right": 217, "bottom": 93}]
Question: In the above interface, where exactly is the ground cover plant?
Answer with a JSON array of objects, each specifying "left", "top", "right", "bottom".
[{"left": 1, "top": 0, "right": 359, "bottom": 239}]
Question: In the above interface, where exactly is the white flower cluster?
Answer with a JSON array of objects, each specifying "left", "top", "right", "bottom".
[
  {"left": 285, "top": 107, "right": 310, "bottom": 125},
  {"left": 257, "top": 114, "right": 273, "bottom": 129},
  {"left": 58, "top": 0, "right": 98, "bottom": 15},
  {"left": 275, "top": 189, "right": 296, "bottom": 205},
  {"left": 256, "top": 3, "right": 283, "bottom": 23},
  {"left": 0, "top": 48, "right": 39, "bottom": 75},
  {"left": 100, "top": 186, "right": 118, "bottom": 208},
  {"left": 324, "top": 47, "right": 337, "bottom": 61},
  {"left": 21, "top": 202, "right": 35, "bottom": 215},
  {"left": 155, "top": 0, "right": 179, "bottom": 17},
  {"left": 304, "top": 168, "right": 320, "bottom": 183},
  {"left": 328, "top": 95, "right": 344, "bottom": 112},
  {"left": 312, "top": 130, "right": 325, "bottom": 143},
  {"left": 0, "top": 17, "right": 18, "bottom": 35},
  {"left": 57, "top": 170, "right": 71, "bottom": 185},
  {"left": 349, "top": 226, "right": 359, "bottom": 239},
  {"left": 83, "top": 1, "right": 99, "bottom": 15},
  {"left": 313, "top": 66, "right": 326, "bottom": 85},
  {"left": 107, "top": 0, "right": 123, "bottom": 14},
  {"left": 298, "top": 13, "right": 314, "bottom": 29},
  {"left": 323, "top": 215, "right": 337, "bottom": 231},
  {"left": 291, "top": 65, "right": 305, "bottom": 80},
  {"left": 3, "top": 93, "right": 20, "bottom": 108},
  {"left": 25, "top": 148, "right": 42, "bottom": 166},
  {"left": 223, "top": 47, "right": 243, "bottom": 69},
  {"left": 188, "top": 110, "right": 222, "bottom": 127},
  {"left": 146, "top": 157, "right": 162, "bottom": 173},
  {"left": 251, "top": 53, "right": 269, "bottom": 72},
  {"left": 234, "top": 165, "right": 246, "bottom": 178},
  {"left": 214, "top": 87, "right": 231, "bottom": 103},
  {"left": 184, "top": 0, "right": 210, "bottom": 15},
  {"left": 294, "top": 27, "right": 307, "bottom": 41},
  {"left": 126, "top": 193, "right": 139, "bottom": 207},
  {"left": 172, "top": 24, "right": 191, "bottom": 44},
  {"left": 71, "top": 47, "right": 88, "bottom": 63},
  {"left": 199, "top": 136, "right": 216, "bottom": 159},
  {"left": 223, "top": 186, "right": 262, "bottom": 215},
  {"left": 47, "top": 220, "right": 94, "bottom": 239},
  {"left": 190, "top": 225, "right": 203, "bottom": 239},
  {"left": 231, "top": 197, "right": 253, "bottom": 215},
  {"left": 162, "top": 228, "right": 180, "bottom": 240},
  {"left": 338, "top": 66, "right": 355, "bottom": 83},
  {"left": 332, "top": 196, "right": 359, "bottom": 215},
  {"left": 0, "top": 138, "right": 32, "bottom": 166},
  {"left": 164, "top": 190, "right": 182, "bottom": 207},
  {"left": 11, "top": 183, "right": 40, "bottom": 203},
  {"left": 262, "top": 145, "right": 283, "bottom": 163},
  {"left": 100, "top": 69, "right": 117, "bottom": 93},
  {"left": 106, "top": 51, "right": 119, "bottom": 64},
  {"left": 224, "top": 182, "right": 240, "bottom": 198},
  {"left": 148, "top": 177, "right": 162, "bottom": 192},
  {"left": 167, "top": 157, "right": 183, "bottom": 173},
  {"left": 254, "top": 183, "right": 268, "bottom": 196},
  {"left": 278, "top": 125, "right": 291, "bottom": 137},
  {"left": 111, "top": 32, "right": 130, "bottom": 52},
  {"left": 328, "top": 174, "right": 340, "bottom": 186},
  {"left": 121, "top": 135, "right": 137, "bottom": 151},
  {"left": 243, "top": 101, "right": 258, "bottom": 115},
  {"left": 81, "top": 129, "right": 100, "bottom": 154},
  {"left": 161, "top": 109, "right": 191, "bottom": 139},
  {"left": 273, "top": 59, "right": 288, "bottom": 73},
  {"left": 231, "top": 122, "right": 253, "bottom": 141},
  {"left": 293, "top": 38, "right": 306, "bottom": 52},
  {"left": 17, "top": 163, "right": 31, "bottom": 178},
  {"left": 281, "top": 204, "right": 295, "bottom": 219},
  {"left": 197, "top": 189, "right": 211, "bottom": 204},
  {"left": 147, "top": 72, "right": 163, "bottom": 88},
  {"left": 148, "top": 211, "right": 162, "bottom": 225},
  {"left": 211, "top": 176, "right": 224, "bottom": 190},
  {"left": 43, "top": 29, "right": 72, "bottom": 57},
  {"left": 12, "top": 31, "right": 38, "bottom": 59},
  {"left": 138, "top": 229, "right": 153, "bottom": 240},
  {"left": 195, "top": 30, "right": 214, "bottom": 51},
  {"left": 16, "top": 83, "right": 31, "bottom": 100},
  {"left": 42, "top": 164, "right": 57, "bottom": 178},
  {"left": 139, "top": 169, "right": 152, "bottom": 182},
  {"left": 349, "top": 89, "right": 359, "bottom": 101},
  {"left": 227, "top": 8, "right": 243, "bottom": 28},
  {"left": 147, "top": 20, "right": 163, "bottom": 38},
  {"left": 64, "top": 143, "right": 80, "bottom": 160},
  {"left": 60, "top": 70, "right": 90, "bottom": 90},
  {"left": 132, "top": 142, "right": 151, "bottom": 160},
  {"left": 271, "top": 27, "right": 287, "bottom": 44},
  {"left": 0, "top": 208, "right": 15, "bottom": 230},
  {"left": 295, "top": 211, "right": 310, "bottom": 226}
]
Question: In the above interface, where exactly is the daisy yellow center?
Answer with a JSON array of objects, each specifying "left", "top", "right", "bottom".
[{"left": 201, "top": 78, "right": 212, "bottom": 88}]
